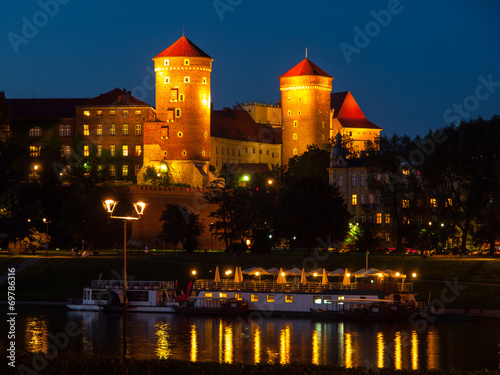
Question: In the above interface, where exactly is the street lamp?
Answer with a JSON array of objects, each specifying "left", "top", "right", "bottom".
[
  {"left": 43, "top": 218, "right": 51, "bottom": 234},
  {"left": 102, "top": 199, "right": 147, "bottom": 309}
]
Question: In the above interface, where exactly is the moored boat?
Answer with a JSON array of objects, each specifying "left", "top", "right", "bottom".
[{"left": 173, "top": 296, "right": 249, "bottom": 316}]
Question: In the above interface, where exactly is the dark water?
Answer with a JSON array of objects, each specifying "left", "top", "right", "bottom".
[{"left": 2, "top": 306, "right": 499, "bottom": 370}]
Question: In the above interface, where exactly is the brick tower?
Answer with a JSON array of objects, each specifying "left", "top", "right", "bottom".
[
  {"left": 280, "top": 58, "right": 333, "bottom": 165},
  {"left": 142, "top": 36, "right": 213, "bottom": 186}
]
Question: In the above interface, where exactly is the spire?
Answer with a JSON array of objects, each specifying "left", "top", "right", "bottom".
[{"left": 305, "top": 48, "right": 308, "bottom": 59}]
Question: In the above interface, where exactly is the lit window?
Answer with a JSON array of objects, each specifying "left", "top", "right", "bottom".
[
  {"left": 122, "top": 110, "right": 129, "bottom": 116},
  {"left": 352, "top": 194, "right": 358, "bottom": 206},
  {"left": 368, "top": 194, "right": 374, "bottom": 204},
  {"left": 178, "top": 131, "right": 183, "bottom": 138},
  {"left": 204, "top": 132, "right": 208, "bottom": 138},
  {"left": 184, "top": 59, "right": 189, "bottom": 65},
  {"left": 176, "top": 109, "right": 181, "bottom": 117},
  {"left": 402, "top": 167, "right": 409, "bottom": 176},
  {"left": 61, "top": 146, "right": 71, "bottom": 157},
  {"left": 386, "top": 232, "right": 390, "bottom": 243},
  {"left": 179, "top": 94, "right": 184, "bottom": 101},
  {"left": 251, "top": 294, "right": 258, "bottom": 302},
  {"left": 135, "top": 145, "right": 141, "bottom": 156},
  {"left": 29, "top": 146, "right": 41, "bottom": 157},
  {"left": 122, "top": 124, "right": 128, "bottom": 136},
  {"left": 352, "top": 175, "right": 357, "bottom": 187},
  {"left": 109, "top": 165, "right": 116, "bottom": 176},
  {"left": 184, "top": 77, "right": 190, "bottom": 83},
  {"left": 298, "top": 110, "right": 301, "bottom": 115},
  {"left": 266, "top": 295, "right": 275, "bottom": 303},
  {"left": 122, "top": 165, "right": 128, "bottom": 177},
  {"left": 402, "top": 199, "right": 410, "bottom": 208},
  {"left": 135, "top": 124, "right": 142, "bottom": 136},
  {"left": 361, "top": 175, "right": 366, "bottom": 186},
  {"left": 164, "top": 59, "right": 169, "bottom": 66},
  {"left": 110, "top": 145, "right": 116, "bottom": 156},
  {"left": 59, "top": 125, "right": 71, "bottom": 137},
  {"left": 123, "top": 145, "right": 128, "bottom": 156},
  {"left": 97, "top": 145, "right": 102, "bottom": 157},
  {"left": 235, "top": 294, "right": 242, "bottom": 301},
  {"left": 376, "top": 213, "right": 382, "bottom": 224},
  {"left": 29, "top": 127, "right": 41, "bottom": 137},
  {"left": 294, "top": 121, "right": 298, "bottom": 127},
  {"left": 135, "top": 110, "right": 142, "bottom": 116},
  {"left": 97, "top": 110, "right": 103, "bottom": 116},
  {"left": 293, "top": 133, "right": 297, "bottom": 140},
  {"left": 83, "top": 124, "right": 89, "bottom": 136},
  {"left": 385, "top": 213, "right": 391, "bottom": 224},
  {"left": 205, "top": 293, "right": 212, "bottom": 297},
  {"left": 202, "top": 77, "right": 207, "bottom": 84},
  {"left": 109, "top": 110, "right": 116, "bottom": 116},
  {"left": 110, "top": 124, "right": 116, "bottom": 136},
  {"left": 293, "top": 148, "right": 297, "bottom": 155},
  {"left": 135, "top": 165, "right": 141, "bottom": 175},
  {"left": 182, "top": 150, "right": 187, "bottom": 156},
  {"left": 430, "top": 198, "right": 438, "bottom": 208},
  {"left": 220, "top": 293, "right": 227, "bottom": 298},
  {"left": 97, "top": 124, "right": 103, "bottom": 136},
  {"left": 165, "top": 77, "right": 170, "bottom": 84},
  {"left": 83, "top": 110, "right": 90, "bottom": 116},
  {"left": 83, "top": 145, "right": 89, "bottom": 157},
  {"left": 446, "top": 198, "right": 452, "bottom": 207},
  {"left": 285, "top": 295, "right": 293, "bottom": 303},
  {"left": 314, "top": 297, "right": 322, "bottom": 304}
]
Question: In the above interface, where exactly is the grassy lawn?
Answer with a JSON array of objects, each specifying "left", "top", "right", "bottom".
[{"left": 1, "top": 252, "right": 499, "bottom": 308}]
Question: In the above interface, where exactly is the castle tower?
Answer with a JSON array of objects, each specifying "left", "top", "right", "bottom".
[
  {"left": 280, "top": 58, "right": 333, "bottom": 165},
  {"left": 142, "top": 36, "right": 213, "bottom": 186}
]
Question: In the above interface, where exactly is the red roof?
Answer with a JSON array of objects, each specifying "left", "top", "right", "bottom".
[
  {"left": 211, "top": 108, "right": 279, "bottom": 144},
  {"left": 154, "top": 36, "right": 211, "bottom": 59},
  {"left": 280, "top": 58, "right": 332, "bottom": 78},
  {"left": 82, "top": 88, "right": 150, "bottom": 107},
  {"left": 331, "top": 91, "right": 381, "bottom": 130}
]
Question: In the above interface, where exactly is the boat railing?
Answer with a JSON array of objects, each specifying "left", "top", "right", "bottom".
[
  {"left": 398, "top": 283, "right": 413, "bottom": 292},
  {"left": 90, "top": 280, "right": 175, "bottom": 290},
  {"left": 193, "top": 279, "right": 359, "bottom": 293}
]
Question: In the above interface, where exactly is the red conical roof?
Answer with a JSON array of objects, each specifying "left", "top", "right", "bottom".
[
  {"left": 280, "top": 58, "right": 332, "bottom": 78},
  {"left": 154, "top": 36, "right": 211, "bottom": 59}
]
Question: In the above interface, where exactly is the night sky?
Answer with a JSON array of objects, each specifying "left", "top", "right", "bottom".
[{"left": 1, "top": 0, "right": 499, "bottom": 137}]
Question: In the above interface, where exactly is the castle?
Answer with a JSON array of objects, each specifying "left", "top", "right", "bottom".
[{"left": 6, "top": 35, "right": 382, "bottom": 187}]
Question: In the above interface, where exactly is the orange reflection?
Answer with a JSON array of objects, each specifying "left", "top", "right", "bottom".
[
  {"left": 254, "top": 326, "right": 261, "bottom": 364},
  {"left": 190, "top": 324, "right": 197, "bottom": 362},
  {"left": 411, "top": 330, "right": 419, "bottom": 370},
  {"left": 155, "top": 322, "right": 171, "bottom": 359},
  {"left": 218, "top": 321, "right": 223, "bottom": 362},
  {"left": 25, "top": 317, "right": 49, "bottom": 353},
  {"left": 427, "top": 329, "right": 439, "bottom": 369},
  {"left": 394, "top": 331, "right": 402, "bottom": 369},
  {"left": 224, "top": 324, "right": 233, "bottom": 363},
  {"left": 377, "top": 331, "right": 385, "bottom": 368},
  {"left": 279, "top": 325, "right": 291, "bottom": 364},
  {"left": 345, "top": 332, "right": 353, "bottom": 368},
  {"left": 312, "top": 330, "right": 319, "bottom": 365}
]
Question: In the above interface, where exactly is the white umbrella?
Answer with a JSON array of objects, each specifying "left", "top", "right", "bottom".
[
  {"left": 308, "top": 268, "right": 329, "bottom": 276},
  {"left": 286, "top": 267, "right": 303, "bottom": 276},
  {"left": 246, "top": 267, "right": 270, "bottom": 275},
  {"left": 343, "top": 269, "right": 351, "bottom": 285},
  {"left": 328, "top": 268, "right": 345, "bottom": 276},
  {"left": 267, "top": 267, "right": 280, "bottom": 275},
  {"left": 300, "top": 268, "right": 308, "bottom": 284},
  {"left": 352, "top": 268, "right": 368, "bottom": 277},
  {"left": 234, "top": 267, "right": 242, "bottom": 283},
  {"left": 238, "top": 266, "right": 243, "bottom": 282},
  {"left": 215, "top": 266, "right": 221, "bottom": 283},
  {"left": 383, "top": 269, "right": 406, "bottom": 279},
  {"left": 277, "top": 268, "right": 286, "bottom": 284},
  {"left": 366, "top": 268, "right": 390, "bottom": 277},
  {"left": 321, "top": 268, "right": 329, "bottom": 285},
  {"left": 242, "top": 267, "right": 257, "bottom": 274}
]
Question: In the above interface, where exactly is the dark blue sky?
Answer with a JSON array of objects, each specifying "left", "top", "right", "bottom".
[{"left": 2, "top": 0, "right": 499, "bottom": 137}]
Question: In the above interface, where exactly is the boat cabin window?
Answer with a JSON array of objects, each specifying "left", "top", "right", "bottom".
[
  {"left": 314, "top": 296, "right": 322, "bottom": 304},
  {"left": 338, "top": 296, "right": 345, "bottom": 300},
  {"left": 128, "top": 291, "right": 148, "bottom": 301},
  {"left": 251, "top": 294, "right": 258, "bottom": 302},
  {"left": 285, "top": 295, "right": 293, "bottom": 303},
  {"left": 205, "top": 293, "right": 212, "bottom": 297},
  {"left": 324, "top": 296, "right": 332, "bottom": 304},
  {"left": 235, "top": 294, "right": 242, "bottom": 301},
  {"left": 266, "top": 295, "right": 275, "bottom": 303},
  {"left": 219, "top": 293, "right": 227, "bottom": 298}
]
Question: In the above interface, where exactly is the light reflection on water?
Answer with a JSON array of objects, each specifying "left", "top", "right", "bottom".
[{"left": 1, "top": 307, "right": 498, "bottom": 371}]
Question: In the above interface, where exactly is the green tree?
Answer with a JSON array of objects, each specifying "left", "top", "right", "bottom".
[
  {"left": 159, "top": 204, "right": 203, "bottom": 252},
  {"left": 142, "top": 166, "right": 171, "bottom": 186},
  {"left": 344, "top": 222, "right": 381, "bottom": 252}
]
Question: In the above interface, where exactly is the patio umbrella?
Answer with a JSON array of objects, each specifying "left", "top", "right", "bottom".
[
  {"left": 277, "top": 268, "right": 286, "bottom": 284},
  {"left": 246, "top": 267, "right": 270, "bottom": 275},
  {"left": 343, "top": 269, "right": 351, "bottom": 285},
  {"left": 309, "top": 268, "right": 329, "bottom": 276},
  {"left": 352, "top": 268, "right": 368, "bottom": 277},
  {"left": 321, "top": 268, "right": 329, "bottom": 285},
  {"left": 238, "top": 266, "right": 244, "bottom": 282},
  {"left": 383, "top": 269, "right": 406, "bottom": 279},
  {"left": 234, "top": 267, "right": 242, "bottom": 283},
  {"left": 286, "top": 267, "right": 302, "bottom": 276},
  {"left": 300, "top": 268, "right": 308, "bottom": 284},
  {"left": 267, "top": 267, "right": 280, "bottom": 275},
  {"left": 215, "top": 266, "right": 221, "bottom": 283},
  {"left": 328, "top": 268, "right": 345, "bottom": 276},
  {"left": 242, "top": 267, "right": 257, "bottom": 274}
]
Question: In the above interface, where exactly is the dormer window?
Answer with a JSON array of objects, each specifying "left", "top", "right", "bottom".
[
  {"left": 164, "top": 59, "right": 169, "bottom": 66},
  {"left": 184, "top": 59, "right": 190, "bottom": 65},
  {"left": 184, "top": 77, "right": 190, "bottom": 83}
]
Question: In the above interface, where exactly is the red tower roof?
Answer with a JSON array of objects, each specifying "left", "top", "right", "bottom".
[
  {"left": 280, "top": 58, "right": 332, "bottom": 78},
  {"left": 331, "top": 91, "right": 382, "bottom": 130},
  {"left": 154, "top": 36, "right": 211, "bottom": 59}
]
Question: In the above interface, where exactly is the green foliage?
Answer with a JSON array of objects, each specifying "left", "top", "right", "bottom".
[
  {"left": 9, "top": 228, "right": 50, "bottom": 254},
  {"left": 159, "top": 204, "right": 204, "bottom": 252},
  {"left": 344, "top": 223, "right": 381, "bottom": 252},
  {"left": 143, "top": 166, "right": 171, "bottom": 186}
]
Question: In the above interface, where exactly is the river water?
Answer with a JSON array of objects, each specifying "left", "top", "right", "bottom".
[{"left": 2, "top": 306, "right": 499, "bottom": 370}]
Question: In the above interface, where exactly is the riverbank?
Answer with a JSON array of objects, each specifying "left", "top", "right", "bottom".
[
  {"left": 1, "top": 253, "right": 499, "bottom": 309},
  {"left": 2, "top": 353, "right": 498, "bottom": 375}
]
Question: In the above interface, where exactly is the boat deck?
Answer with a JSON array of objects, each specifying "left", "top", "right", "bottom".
[{"left": 90, "top": 280, "right": 175, "bottom": 289}]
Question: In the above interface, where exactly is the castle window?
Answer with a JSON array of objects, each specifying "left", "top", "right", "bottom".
[
  {"left": 59, "top": 125, "right": 71, "bottom": 137},
  {"left": 122, "top": 110, "right": 129, "bottom": 116},
  {"left": 179, "top": 94, "right": 184, "bottom": 101},
  {"left": 83, "top": 145, "right": 89, "bottom": 157},
  {"left": 204, "top": 132, "right": 208, "bottom": 138},
  {"left": 135, "top": 165, "right": 141, "bottom": 176},
  {"left": 361, "top": 175, "right": 366, "bottom": 186},
  {"left": 385, "top": 213, "right": 391, "bottom": 224},
  {"left": 184, "top": 59, "right": 190, "bottom": 65},
  {"left": 202, "top": 77, "right": 207, "bottom": 84},
  {"left": 83, "top": 110, "right": 90, "bottom": 116},
  {"left": 170, "top": 88, "right": 178, "bottom": 102},
  {"left": 182, "top": 150, "right": 187, "bottom": 156},
  {"left": 184, "top": 77, "right": 190, "bottom": 83},
  {"left": 175, "top": 109, "right": 181, "bottom": 117},
  {"left": 368, "top": 194, "right": 374, "bottom": 204},
  {"left": 97, "top": 124, "right": 103, "bottom": 136},
  {"left": 293, "top": 133, "right": 297, "bottom": 140},
  {"left": 293, "top": 148, "right": 297, "bottom": 155},
  {"left": 430, "top": 198, "right": 438, "bottom": 208},
  {"left": 122, "top": 165, "right": 128, "bottom": 177},
  {"left": 109, "top": 165, "right": 116, "bottom": 177},
  {"left": 110, "top": 124, "right": 116, "bottom": 136},
  {"left": 338, "top": 176, "right": 343, "bottom": 187},
  {"left": 135, "top": 110, "right": 142, "bottom": 116},
  {"left": 402, "top": 199, "right": 410, "bottom": 208},
  {"left": 110, "top": 145, "right": 116, "bottom": 156},
  {"left": 135, "top": 145, "right": 141, "bottom": 156},
  {"left": 97, "top": 110, "right": 103, "bottom": 116},
  {"left": 83, "top": 125, "right": 89, "bottom": 136},
  {"left": 321, "top": 122, "right": 325, "bottom": 128},
  {"left": 322, "top": 135, "right": 325, "bottom": 140},
  {"left": 376, "top": 213, "right": 382, "bottom": 224},
  {"left": 29, "top": 127, "right": 41, "bottom": 137},
  {"left": 352, "top": 175, "right": 357, "bottom": 187},
  {"left": 253, "top": 148, "right": 255, "bottom": 154},
  {"left": 216, "top": 147, "right": 218, "bottom": 154},
  {"left": 348, "top": 131, "right": 352, "bottom": 136},
  {"left": 135, "top": 124, "right": 142, "bottom": 136},
  {"left": 122, "top": 124, "right": 128, "bottom": 136},
  {"left": 288, "top": 97, "right": 291, "bottom": 102},
  {"left": 30, "top": 146, "right": 41, "bottom": 157},
  {"left": 297, "top": 110, "right": 301, "bottom": 115},
  {"left": 97, "top": 145, "right": 102, "bottom": 157},
  {"left": 287, "top": 110, "right": 291, "bottom": 115},
  {"left": 245, "top": 148, "right": 248, "bottom": 153},
  {"left": 165, "top": 77, "right": 170, "bottom": 84},
  {"left": 109, "top": 110, "right": 116, "bottom": 116},
  {"left": 202, "top": 151, "right": 206, "bottom": 157},
  {"left": 61, "top": 146, "right": 71, "bottom": 157},
  {"left": 368, "top": 213, "right": 373, "bottom": 223},
  {"left": 266, "top": 150, "right": 269, "bottom": 155},
  {"left": 360, "top": 195, "right": 366, "bottom": 204},
  {"left": 178, "top": 131, "right": 183, "bottom": 138},
  {"left": 294, "top": 121, "right": 298, "bottom": 127},
  {"left": 351, "top": 194, "right": 357, "bottom": 206},
  {"left": 123, "top": 145, "right": 128, "bottom": 157},
  {"left": 164, "top": 59, "right": 169, "bottom": 66},
  {"left": 360, "top": 214, "right": 366, "bottom": 223}
]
